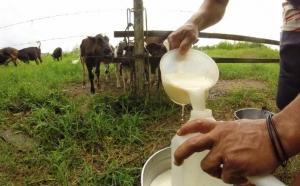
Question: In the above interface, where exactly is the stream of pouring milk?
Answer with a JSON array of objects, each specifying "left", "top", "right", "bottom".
[{"left": 150, "top": 73, "right": 218, "bottom": 186}]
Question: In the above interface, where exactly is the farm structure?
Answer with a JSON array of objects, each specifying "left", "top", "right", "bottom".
[
  {"left": 113, "top": 31, "right": 280, "bottom": 64},
  {"left": 0, "top": 0, "right": 280, "bottom": 96},
  {"left": 102, "top": 0, "right": 280, "bottom": 97},
  {"left": 109, "top": 30, "right": 279, "bottom": 98}
]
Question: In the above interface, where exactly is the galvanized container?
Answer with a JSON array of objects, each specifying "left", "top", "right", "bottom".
[
  {"left": 141, "top": 147, "right": 171, "bottom": 186},
  {"left": 234, "top": 108, "right": 274, "bottom": 120},
  {"left": 141, "top": 142, "right": 286, "bottom": 186}
]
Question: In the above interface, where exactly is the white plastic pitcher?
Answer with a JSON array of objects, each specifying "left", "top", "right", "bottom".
[{"left": 160, "top": 49, "right": 219, "bottom": 108}]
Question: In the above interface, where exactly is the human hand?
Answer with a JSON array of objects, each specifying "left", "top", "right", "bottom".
[
  {"left": 174, "top": 118, "right": 280, "bottom": 185},
  {"left": 167, "top": 22, "right": 199, "bottom": 55}
]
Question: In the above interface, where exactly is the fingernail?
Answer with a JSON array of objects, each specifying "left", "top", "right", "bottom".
[
  {"left": 176, "top": 129, "right": 181, "bottom": 135},
  {"left": 174, "top": 161, "right": 181, "bottom": 166}
]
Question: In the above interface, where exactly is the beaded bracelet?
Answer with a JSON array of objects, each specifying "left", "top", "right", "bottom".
[{"left": 266, "top": 114, "right": 288, "bottom": 167}]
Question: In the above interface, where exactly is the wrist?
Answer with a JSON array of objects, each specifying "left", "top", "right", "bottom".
[
  {"left": 186, "top": 12, "right": 207, "bottom": 31},
  {"left": 272, "top": 112, "right": 300, "bottom": 158},
  {"left": 186, "top": 15, "right": 201, "bottom": 31}
]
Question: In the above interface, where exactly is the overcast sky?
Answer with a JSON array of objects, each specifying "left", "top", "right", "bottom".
[{"left": 0, "top": 0, "right": 282, "bottom": 53}]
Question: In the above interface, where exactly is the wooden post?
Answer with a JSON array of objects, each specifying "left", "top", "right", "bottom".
[{"left": 133, "top": 0, "right": 145, "bottom": 96}]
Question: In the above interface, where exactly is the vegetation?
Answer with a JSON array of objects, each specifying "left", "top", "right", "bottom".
[{"left": 0, "top": 42, "right": 298, "bottom": 186}]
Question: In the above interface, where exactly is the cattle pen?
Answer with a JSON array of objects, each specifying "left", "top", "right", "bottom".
[
  {"left": 112, "top": 30, "right": 279, "bottom": 98},
  {"left": 112, "top": 30, "right": 280, "bottom": 64},
  {"left": 106, "top": 0, "right": 280, "bottom": 98}
]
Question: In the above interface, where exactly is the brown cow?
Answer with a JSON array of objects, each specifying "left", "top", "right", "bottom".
[
  {"left": 76, "top": 34, "right": 113, "bottom": 94},
  {"left": 115, "top": 37, "right": 169, "bottom": 91},
  {"left": 0, "top": 47, "right": 19, "bottom": 66},
  {"left": 17, "top": 41, "right": 42, "bottom": 65},
  {"left": 101, "top": 44, "right": 117, "bottom": 84},
  {"left": 115, "top": 40, "right": 135, "bottom": 92}
]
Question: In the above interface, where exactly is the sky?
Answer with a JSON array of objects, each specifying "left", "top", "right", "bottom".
[{"left": 0, "top": 0, "right": 282, "bottom": 53}]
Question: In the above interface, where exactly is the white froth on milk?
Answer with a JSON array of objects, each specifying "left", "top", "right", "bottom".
[
  {"left": 165, "top": 73, "right": 213, "bottom": 88},
  {"left": 150, "top": 169, "right": 171, "bottom": 186}
]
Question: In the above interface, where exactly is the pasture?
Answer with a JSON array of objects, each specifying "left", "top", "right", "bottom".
[{"left": 0, "top": 43, "right": 299, "bottom": 186}]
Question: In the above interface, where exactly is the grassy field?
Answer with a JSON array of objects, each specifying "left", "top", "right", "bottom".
[{"left": 0, "top": 43, "right": 299, "bottom": 186}]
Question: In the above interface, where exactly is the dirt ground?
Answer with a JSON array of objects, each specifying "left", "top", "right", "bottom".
[
  {"left": 62, "top": 77, "right": 267, "bottom": 99},
  {"left": 61, "top": 77, "right": 268, "bottom": 123}
]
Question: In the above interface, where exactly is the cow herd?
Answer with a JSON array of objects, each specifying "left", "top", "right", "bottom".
[
  {"left": 0, "top": 42, "right": 63, "bottom": 66},
  {"left": 1, "top": 34, "right": 169, "bottom": 94},
  {"left": 72, "top": 33, "right": 169, "bottom": 94}
]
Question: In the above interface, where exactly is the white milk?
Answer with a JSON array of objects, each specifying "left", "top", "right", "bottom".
[
  {"left": 150, "top": 169, "right": 171, "bottom": 186},
  {"left": 162, "top": 73, "right": 213, "bottom": 110}
]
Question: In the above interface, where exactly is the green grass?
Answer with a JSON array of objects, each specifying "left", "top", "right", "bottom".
[{"left": 0, "top": 43, "right": 299, "bottom": 186}]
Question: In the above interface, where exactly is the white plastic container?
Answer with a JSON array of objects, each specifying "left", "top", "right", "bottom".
[
  {"left": 171, "top": 109, "right": 230, "bottom": 186},
  {"left": 160, "top": 49, "right": 219, "bottom": 107},
  {"left": 171, "top": 109, "right": 286, "bottom": 186}
]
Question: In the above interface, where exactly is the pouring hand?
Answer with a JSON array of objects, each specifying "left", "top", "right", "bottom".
[
  {"left": 174, "top": 119, "right": 279, "bottom": 185},
  {"left": 167, "top": 22, "right": 199, "bottom": 55}
]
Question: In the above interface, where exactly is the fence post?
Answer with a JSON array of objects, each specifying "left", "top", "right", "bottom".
[{"left": 133, "top": 0, "right": 145, "bottom": 96}]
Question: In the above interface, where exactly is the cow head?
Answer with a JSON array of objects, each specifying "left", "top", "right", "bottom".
[
  {"left": 145, "top": 37, "right": 169, "bottom": 57},
  {"left": 146, "top": 43, "right": 168, "bottom": 57},
  {"left": 124, "top": 45, "right": 135, "bottom": 57},
  {"left": 87, "top": 34, "right": 112, "bottom": 57},
  {"left": 115, "top": 40, "right": 135, "bottom": 57}
]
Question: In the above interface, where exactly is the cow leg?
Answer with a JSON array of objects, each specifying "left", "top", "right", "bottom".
[
  {"left": 149, "top": 61, "right": 157, "bottom": 89},
  {"left": 81, "top": 57, "right": 87, "bottom": 89},
  {"left": 12, "top": 55, "right": 19, "bottom": 66},
  {"left": 87, "top": 64, "right": 95, "bottom": 94},
  {"left": 150, "top": 60, "right": 160, "bottom": 90},
  {"left": 114, "top": 63, "right": 121, "bottom": 88},
  {"left": 121, "top": 65, "right": 127, "bottom": 92},
  {"left": 38, "top": 55, "right": 43, "bottom": 63},
  {"left": 149, "top": 73, "right": 156, "bottom": 89},
  {"left": 120, "top": 62, "right": 132, "bottom": 91},
  {"left": 127, "top": 68, "right": 131, "bottom": 85},
  {"left": 15, "top": 58, "right": 20, "bottom": 66},
  {"left": 129, "top": 61, "right": 134, "bottom": 91},
  {"left": 35, "top": 59, "right": 39, "bottom": 65},
  {"left": 7, "top": 55, "right": 18, "bottom": 66},
  {"left": 158, "top": 67, "right": 162, "bottom": 90},
  {"left": 5, "top": 58, "right": 16, "bottom": 66},
  {"left": 144, "top": 62, "right": 149, "bottom": 85},
  {"left": 105, "top": 63, "right": 110, "bottom": 83},
  {"left": 95, "top": 62, "right": 101, "bottom": 92}
]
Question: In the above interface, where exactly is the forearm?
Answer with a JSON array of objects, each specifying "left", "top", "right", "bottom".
[
  {"left": 273, "top": 94, "right": 300, "bottom": 157},
  {"left": 186, "top": 0, "right": 229, "bottom": 31}
]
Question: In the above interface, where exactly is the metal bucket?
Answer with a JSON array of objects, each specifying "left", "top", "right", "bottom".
[
  {"left": 234, "top": 108, "right": 274, "bottom": 120},
  {"left": 141, "top": 142, "right": 286, "bottom": 186},
  {"left": 141, "top": 147, "right": 171, "bottom": 186}
]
